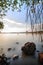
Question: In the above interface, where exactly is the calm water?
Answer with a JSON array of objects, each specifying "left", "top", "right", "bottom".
[{"left": 0, "top": 33, "right": 43, "bottom": 57}]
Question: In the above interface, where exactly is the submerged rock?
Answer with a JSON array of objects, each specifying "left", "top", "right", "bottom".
[
  {"left": 42, "top": 45, "right": 43, "bottom": 47},
  {"left": 16, "top": 42, "right": 19, "bottom": 44},
  {"left": 7, "top": 57, "right": 11, "bottom": 60},
  {"left": 21, "top": 42, "right": 36, "bottom": 55},
  {"left": 12, "top": 48, "right": 15, "bottom": 51},
  {"left": 12, "top": 55, "right": 19, "bottom": 60},
  {"left": 36, "top": 50, "right": 40, "bottom": 52},
  {"left": 8, "top": 48, "right": 12, "bottom": 51}
]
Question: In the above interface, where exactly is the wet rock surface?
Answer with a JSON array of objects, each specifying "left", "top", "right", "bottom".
[
  {"left": 8, "top": 48, "right": 12, "bottom": 51},
  {"left": 0, "top": 54, "right": 10, "bottom": 65},
  {"left": 21, "top": 42, "right": 36, "bottom": 55},
  {"left": 12, "top": 55, "right": 19, "bottom": 60}
]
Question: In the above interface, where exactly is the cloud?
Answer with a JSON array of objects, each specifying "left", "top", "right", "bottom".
[
  {"left": 2, "top": 18, "right": 27, "bottom": 32},
  {"left": 2, "top": 18, "right": 31, "bottom": 32},
  {"left": 3, "top": 18, "right": 25, "bottom": 28}
]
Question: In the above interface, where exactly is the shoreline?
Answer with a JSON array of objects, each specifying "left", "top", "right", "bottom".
[{"left": 0, "top": 31, "right": 43, "bottom": 34}]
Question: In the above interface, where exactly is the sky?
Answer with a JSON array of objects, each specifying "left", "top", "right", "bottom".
[
  {"left": 0, "top": 1, "right": 43, "bottom": 32},
  {"left": 2, "top": 18, "right": 31, "bottom": 32},
  {"left": 4, "top": 4, "right": 26, "bottom": 23},
  {"left": 4, "top": 1, "right": 43, "bottom": 23},
  {"left": 2, "top": 4, "right": 31, "bottom": 32}
]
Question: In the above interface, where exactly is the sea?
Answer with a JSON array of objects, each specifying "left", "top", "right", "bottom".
[{"left": 0, "top": 33, "right": 43, "bottom": 57}]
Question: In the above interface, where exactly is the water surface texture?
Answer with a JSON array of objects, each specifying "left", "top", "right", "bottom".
[{"left": 0, "top": 33, "right": 43, "bottom": 57}]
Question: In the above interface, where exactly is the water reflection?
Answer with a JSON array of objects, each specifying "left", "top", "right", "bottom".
[
  {"left": 0, "top": 48, "right": 3, "bottom": 55},
  {"left": 0, "top": 33, "right": 43, "bottom": 57},
  {"left": 40, "top": 34, "right": 43, "bottom": 42}
]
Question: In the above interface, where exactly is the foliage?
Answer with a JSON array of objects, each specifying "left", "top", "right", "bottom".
[
  {"left": 0, "top": 0, "right": 43, "bottom": 15},
  {"left": 0, "top": 22, "right": 4, "bottom": 29},
  {"left": 0, "top": 0, "right": 43, "bottom": 11},
  {"left": 0, "top": 0, "right": 43, "bottom": 32}
]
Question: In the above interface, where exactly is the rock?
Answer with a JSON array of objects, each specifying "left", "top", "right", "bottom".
[
  {"left": 12, "top": 48, "right": 15, "bottom": 51},
  {"left": 0, "top": 54, "right": 9, "bottom": 65},
  {"left": 1, "top": 48, "right": 3, "bottom": 50},
  {"left": 13, "top": 55, "right": 19, "bottom": 60},
  {"left": 8, "top": 48, "right": 12, "bottom": 51},
  {"left": 38, "top": 53, "right": 43, "bottom": 63},
  {"left": 36, "top": 50, "right": 40, "bottom": 52},
  {"left": 16, "top": 42, "right": 19, "bottom": 44},
  {"left": 21, "top": 42, "right": 36, "bottom": 55},
  {"left": 7, "top": 57, "right": 11, "bottom": 60},
  {"left": 42, "top": 45, "right": 43, "bottom": 47}
]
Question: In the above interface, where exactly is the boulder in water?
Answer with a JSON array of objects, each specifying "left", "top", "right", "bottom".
[
  {"left": 21, "top": 42, "right": 36, "bottom": 55},
  {"left": 12, "top": 55, "right": 19, "bottom": 60}
]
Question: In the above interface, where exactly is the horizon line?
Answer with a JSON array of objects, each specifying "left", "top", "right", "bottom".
[{"left": 0, "top": 31, "right": 43, "bottom": 34}]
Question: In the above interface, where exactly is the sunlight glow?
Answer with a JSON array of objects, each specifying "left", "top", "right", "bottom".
[
  {"left": 1, "top": 18, "right": 42, "bottom": 32},
  {"left": 2, "top": 18, "right": 28, "bottom": 32}
]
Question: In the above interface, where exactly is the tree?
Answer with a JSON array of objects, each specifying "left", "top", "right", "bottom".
[
  {"left": 0, "top": 22, "right": 4, "bottom": 32},
  {"left": 0, "top": 0, "right": 43, "bottom": 32}
]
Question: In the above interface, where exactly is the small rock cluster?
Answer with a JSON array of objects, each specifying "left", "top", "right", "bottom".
[
  {"left": 21, "top": 42, "right": 36, "bottom": 55},
  {"left": 0, "top": 54, "right": 10, "bottom": 65}
]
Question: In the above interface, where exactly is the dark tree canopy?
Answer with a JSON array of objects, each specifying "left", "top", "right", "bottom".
[
  {"left": 0, "top": 0, "right": 43, "bottom": 11},
  {"left": 0, "top": 22, "right": 4, "bottom": 29}
]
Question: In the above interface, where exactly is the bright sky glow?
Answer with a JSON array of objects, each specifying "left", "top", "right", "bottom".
[
  {"left": 2, "top": 18, "right": 31, "bottom": 32},
  {"left": 0, "top": 1, "right": 43, "bottom": 32}
]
